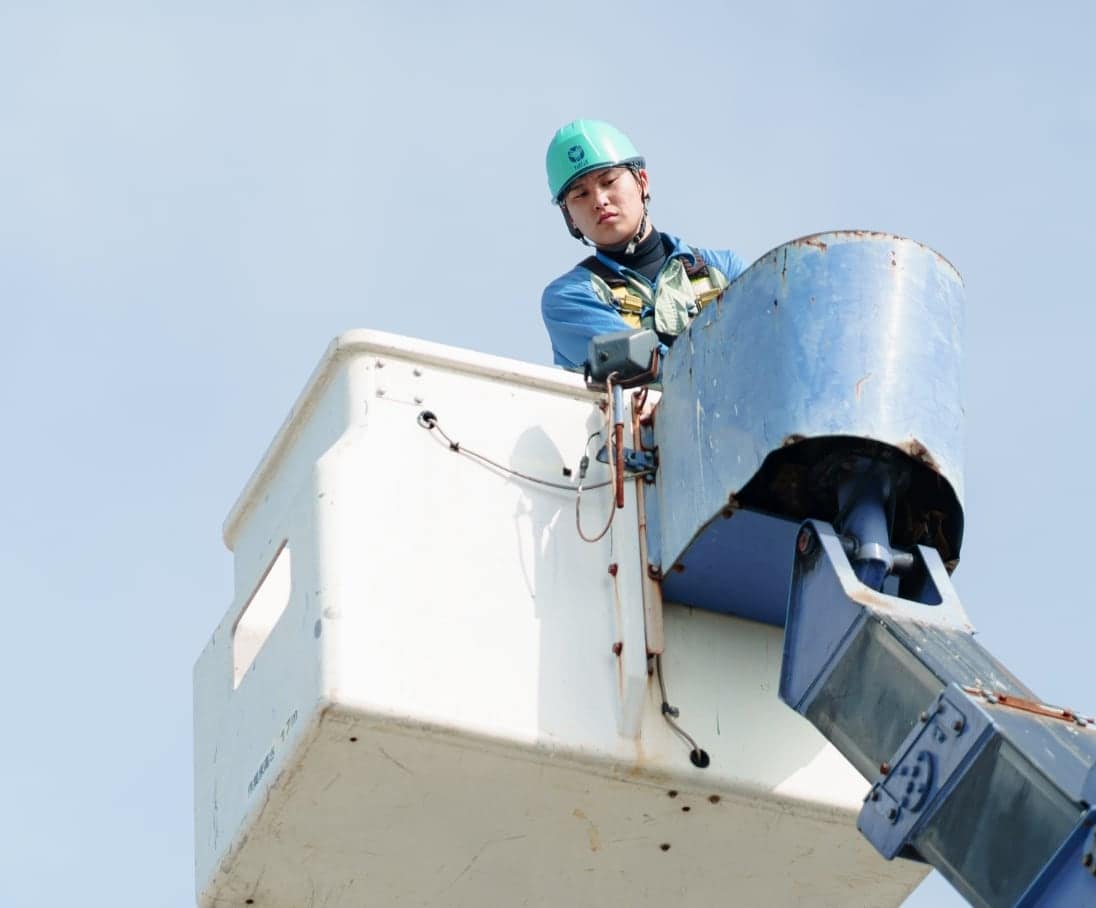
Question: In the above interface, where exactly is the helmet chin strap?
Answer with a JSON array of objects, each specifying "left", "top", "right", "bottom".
[
  {"left": 623, "top": 195, "right": 650, "bottom": 255},
  {"left": 561, "top": 207, "right": 593, "bottom": 246},
  {"left": 622, "top": 166, "right": 651, "bottom": 255}
]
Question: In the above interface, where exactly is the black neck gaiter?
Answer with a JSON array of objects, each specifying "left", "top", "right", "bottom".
[{"left": 598, "top": 229, "right": 668, "bottom": 283}]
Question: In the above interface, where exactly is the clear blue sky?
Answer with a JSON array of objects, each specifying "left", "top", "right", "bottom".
[{"left": 2, "top": 3, "right": 1093, "bottom": 905}]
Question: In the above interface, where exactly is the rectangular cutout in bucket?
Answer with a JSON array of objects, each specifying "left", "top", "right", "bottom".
[{"left": 233, "top": 543, "right": 292, "bottom": 688}]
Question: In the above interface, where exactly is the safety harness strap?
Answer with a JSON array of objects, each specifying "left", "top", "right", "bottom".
[
  {"left": 579, "top": 254, "right": 628, "bottom": 288},
  {"left": 580, "top": 248, "right": 723, "bottom": 329},
  {"left": 580, "top": 247, "right": 708, "bottom": 284},
  {"left": 580, "top": 254, "right": 645, "bottom": 326}
]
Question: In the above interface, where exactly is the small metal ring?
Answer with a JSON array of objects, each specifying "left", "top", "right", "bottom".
[{"left": 417, "top": 410, "right": 438, "bottom": 429}]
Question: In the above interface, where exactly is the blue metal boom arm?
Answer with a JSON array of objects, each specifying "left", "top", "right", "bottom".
[
  {"left": 780, "top": 520, "right": 1096, "bottom": 908},
  {"left": 640, "top": 231, "right": 1096, "bottom": 907}
]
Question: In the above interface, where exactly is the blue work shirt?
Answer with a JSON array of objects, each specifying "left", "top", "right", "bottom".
[{"left": 541, "top": 233, "right": 747, "bottom": 370}]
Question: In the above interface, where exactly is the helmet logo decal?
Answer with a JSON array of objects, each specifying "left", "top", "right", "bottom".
[{"left": 567, "top": 145, "right": 586, "bottom": 164}]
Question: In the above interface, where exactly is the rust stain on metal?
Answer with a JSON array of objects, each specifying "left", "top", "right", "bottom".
[
  {"left": 647, "top": 565, "right": 663, "bottom": 581},
  {"left": 722, "top": 492, "right": 741, "bottom": 518},
  {"left": 796, "top": 528, "right": 815, "bottom": 555},
  {"left": 854, "top": 373, "right": 873, "bottom": 401},
  {"left": 607, "top": 563, "right": 618, "bottom": 576},
  {"left": 829, "top": 230, "right": 891, "bottom": 241},
  {"left": 612, "top": 641, "right": 623, "bottom": 657},
  {"left": 671, "top": 563, "right": 686, "bottom": 574},
  {"left": 613, "top": 422, "right": 626, "bottom": 508},
  {"left": 906, "top": 507, "right": 952, "bottom": 562},
  {"left": 625, "top": 738, "right": 671, "bottom": 778},
  {"left": 963, "top": 687, "right": 1094, "bottom": 726},
  {"left": 775, "top": 231, "right": 961, "bottom": 283},
  {"left": 897, "top": 438, "right": 941, "bottom": 473},
  {"left": 588, "top": 825, "right": 602, "bottom": 853}
]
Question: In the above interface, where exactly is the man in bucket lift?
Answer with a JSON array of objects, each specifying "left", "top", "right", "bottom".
[{"left": 541, "top": 119, "right": 748, "bottom": 371}]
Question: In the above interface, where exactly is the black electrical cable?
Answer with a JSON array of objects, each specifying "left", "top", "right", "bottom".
[
  {"left": 416, "top": 410, "right": 651, "bottom": 494},
  {"left": 655, "top": 654, "right": 710, "bottom": 769},
  {"left": 417, "top": 410, "right": 602, "bottom": 491}
]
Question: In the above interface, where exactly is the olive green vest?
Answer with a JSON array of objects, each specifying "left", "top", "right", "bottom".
[{"left": 582, "top": 251, "right": 730, "bottom": 336}]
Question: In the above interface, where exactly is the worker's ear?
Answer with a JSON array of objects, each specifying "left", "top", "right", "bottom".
[{"left": 635, "top": 169, "right": 650, "bottom": 201}]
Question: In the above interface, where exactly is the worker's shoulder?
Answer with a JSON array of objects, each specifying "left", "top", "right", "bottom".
[
  {"left": 665, "top": 234, "right": 747, "bottom": 280},
  {"left": 541, "top": 261, "right": 604, "bottom": 312}
]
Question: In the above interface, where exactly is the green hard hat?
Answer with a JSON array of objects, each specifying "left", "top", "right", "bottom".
[{"left": 546, "top": 119, "right": 645, "bottom": 203}]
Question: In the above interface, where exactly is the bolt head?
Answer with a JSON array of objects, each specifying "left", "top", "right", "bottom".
[{"left": 796, "top": 528, "right": 815, "bottom": 554}]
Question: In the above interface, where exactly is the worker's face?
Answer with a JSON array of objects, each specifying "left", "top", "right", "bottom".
[{"left": 562, "top": 166, "right": 650, "bottom": 248}]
